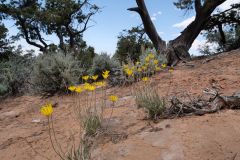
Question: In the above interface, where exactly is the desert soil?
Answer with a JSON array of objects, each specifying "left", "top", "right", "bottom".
[{"left": 0, "top": 49, "right": 240, "bottom": 160}]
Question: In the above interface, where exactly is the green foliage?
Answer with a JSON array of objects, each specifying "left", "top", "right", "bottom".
[
  {"left": 31, "top": 52, "right": 84, "bottom": 94},
  {"left": 201, "top": 25, "right": 240, "bottom": 54},
  {"left": 0, "top": 83, "right": 8, "bottom": 96},
  {"left": 201, "top": 3, "right": 240, "bottom": 54},
  {"left": 66, "top": 139, "right": 91, "bottom": 160},
  {"left": 135, "top": 85, "right": 166, "bottom": 120},
  {"left": 139, "top": 48, "right": 167, "bottom": 65},
  {"left": 0, "top": 23, "right": 12, "bottom": 60},
  {"left": 88, "top": 53, "right": 121, "bottom": 77},
  {"left": 75, "top": 46, "right": 96, "bottom": 70},
  {"left": 114, "top": 26, "right": 153, "bottom": 64},
  {"left": 109, "top": 49, "right": 167, "bottom": 86},
  {"left": 0, "top": 49, "right": 34, "bottom": 96},
  {"left": 0, "top": 0, "right": 100, "bottom": 52},
  {"left": 174, "top": 0, "right": 194, "bottom": 10},
  {"left": 84, "top": 115, "right": 101, "bottom": 136}
]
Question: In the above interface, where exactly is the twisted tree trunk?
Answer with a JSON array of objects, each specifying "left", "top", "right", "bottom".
[{"left": 128, "top": 0, "right": 226, "bottom": 65}]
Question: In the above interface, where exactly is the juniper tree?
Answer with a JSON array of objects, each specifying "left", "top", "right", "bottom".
[
  {"left": 128, "top": 0, "right": 239, "bottom": 65},
  {"left": 0, "top": 0, "right": 99, "bottom": 53}
]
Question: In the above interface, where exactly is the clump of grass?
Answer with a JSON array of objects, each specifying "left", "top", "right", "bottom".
[
  {"left": 135, "top": 85, "right": 166, "bottom": 119},
  {"left": 66, "top": 139, "right": 91, "bottom": 160},
  {"left": 84, "top": 114, "right": 101, "bottom": 136},
  {"left": 75, "top": 103, "right": 102, "bottom": 137}
]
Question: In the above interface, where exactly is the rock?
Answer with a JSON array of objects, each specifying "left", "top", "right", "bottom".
[
  {"left": 118, "top": 146, "right": 129, "bottom": 157},
  {"left": 31, "top": 119, "right": 41, "bottom": 123},
  {"left": 0, "top": 111, "right": 20, "bottom": 120}
]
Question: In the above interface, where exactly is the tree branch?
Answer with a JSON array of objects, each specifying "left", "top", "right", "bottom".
[
  {"left": 127, "top": 7, "right": 141, "bottom": 13},
  {"left": 204, "top": 5, "right": 240, "bottom": 30},
  {"left": 77, "top": 12, "right": 95, "bottom": 34},
  {"left": 34, "top": 27, "right": 48, "bottom": 49},
  {"left": 17, "top": 16, "right": 46, "bottom": 52},
  {"left": 128, "top": 0, "right": 166, "bottom": 53},
  {"left": 194, "top": 0, "right": 202, "bottom": 15},
  {"left": 56, "top": 28, "right": 65, "bottom": 51},
  {"left": 170, "top": 0, "right": 227, "bottom": 50},
  {"left": 218, "top": 23, "right": 226, "bottom": 45}
]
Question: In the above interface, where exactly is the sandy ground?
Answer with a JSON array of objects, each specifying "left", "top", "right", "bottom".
[{"left": 0, "top": 49, "right": 240, "bottom": 160}]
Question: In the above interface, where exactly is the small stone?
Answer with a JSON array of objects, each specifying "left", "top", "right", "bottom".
[
  {"left": 165, "top": 124, "right": 171, "bottom": 128},
  {"left": 1, "top": 111, "right": 20, "bottom": 119},
  {"left": 32, "top": 119, "right": 41, "bottom": 123}
]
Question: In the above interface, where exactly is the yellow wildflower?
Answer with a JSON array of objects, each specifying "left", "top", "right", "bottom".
[
  {"left": 136, "top": 61, "right": 140, "bottom": 65},
  {"left": 155, "top": 66, "right": 161, "bottom": 71},
  {"left": 142, "top": 66, "right": 147, "bottom": 71},
  {"left": 125, "top": 68, "right": 133, "bottom": 76},
  {"left": 87, "top": 85, "right": 96, "bottom": 91},
  {"left": 162, "top": 64, "right": 167, "bottom": 68},
  {"left": 75, "top": 86, "right": 83, "bottom": 93},
  {"left": 148, "top": 53, "right": 155, "bottom": 59},
  {"left": 68, "top": 86, "right": 76, "bottom": 92},
  {"left": 84, "top": 83, "right": 90, "bottom": 90},
  {"left": 123, "top": 64, "right": 128, "bottom": 69},
  {"left": 142, "top": 77, "right": 149, "bottom": 82},
  {"left": 109, "top": 95, "right": 118, "bottom": 102},
  {"left": 145, "top": 56, "right": 150, "bottom": 62},
  {"left": 102, "top": 70, "right": 110, "bottom": 79},
  {"left": 82, "top": 75, "right": 89, "bottom": 81},
  {"left": 137, "top": 68, "right": 142, "bottom": 72},
  {"left": 103, "top": 70, "right": 110, "bottom": 75},
  {"left": 102, "top": 74, "right": 109, "bottom": 79},
  {"left": 153, "top": 59, "right": 159, "bottom": 65},
  {"left": 40, "top": 103, "right": 53, "bottom": 117},
  {"left": 169, "top": 67, "right": 174, "bottom": 73},
  {"left": 91, "top": 75, "right": 98, "bottom": 81}
]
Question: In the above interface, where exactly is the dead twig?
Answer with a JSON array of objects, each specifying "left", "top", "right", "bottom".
[{"left": 161, "top": 89, "right": 240, "bottom": 119}]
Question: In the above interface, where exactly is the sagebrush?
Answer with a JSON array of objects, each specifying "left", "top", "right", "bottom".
[{"left": 31, "top": 52, "right": 84, "bottom": 94}]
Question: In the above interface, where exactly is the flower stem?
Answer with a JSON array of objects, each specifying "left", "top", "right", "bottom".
[
  {"left": 47, "top": 117, "right": 65, "bottom": 160},
  {"left": 106, "top": 102, "right": 114, "bottom": 129},
  {"left": 50, "top": 116, "right": 65, "bottom": 157}
]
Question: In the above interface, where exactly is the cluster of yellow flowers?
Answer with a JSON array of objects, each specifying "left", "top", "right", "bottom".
[
  {"left": 40, "top": 70, "right": 116, "bottom": 115},
  {"left": 122, "top": 52, "right": 171, "bottom": 82},
  {"left": 67, "top": 70, "right": 110, "bottom": 93},
  {"left": 102, "top": 70, "right": 110, "bottom": 79},
  {"left": 40, "top": 55, "right": 173, "bottom": 117}
]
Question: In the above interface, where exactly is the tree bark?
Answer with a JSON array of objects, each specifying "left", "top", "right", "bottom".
[
  {"left": 17, "top": 16, "right": 48, "bottom": 52},
  {"left": 218, "top": 23, "right": 226, "bottom": 46},
  {"left": 129, "top": 0, "right": 227, "bottom": 65},
  {"left": 128, "top": 0, "right": 166, "bottom": 53}
]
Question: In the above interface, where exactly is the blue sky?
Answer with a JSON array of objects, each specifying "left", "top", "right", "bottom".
[
  {"left": 84, "top": 0, "right": 188, "bottom": 55},
  {"left": 4, "top": 0, "right": 239, "bottom": 55}
]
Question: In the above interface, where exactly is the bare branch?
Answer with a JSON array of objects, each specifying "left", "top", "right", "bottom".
[
  {"left": 127, "top": 7, "right": 141, "bottom": 13},
  {"left": 77, "top": 12, "right": 95, "bottom": 34},
  {"left": 170, "top": 0, "right": 227, "bottom": 50},
  {"left": 34, "top": 27, "right": 48, "bottom": 48},
  {"left": 195, "top": 0, "right": 202, "bottom": 15},
  {"left": 128, "top": 0, "right": 166, "bottom": 52},
  {"left": 17, "top": 16, "right": 46, "bottom": 52}
]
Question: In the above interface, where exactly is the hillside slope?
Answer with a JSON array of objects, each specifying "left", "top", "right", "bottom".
[{"left": 0, "top": 49, "right": 240, "bottom": 160}]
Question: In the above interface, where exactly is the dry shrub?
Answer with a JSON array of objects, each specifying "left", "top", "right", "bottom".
[{"left": 134, "top": 85, "right": 166, "bottom": 119}]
